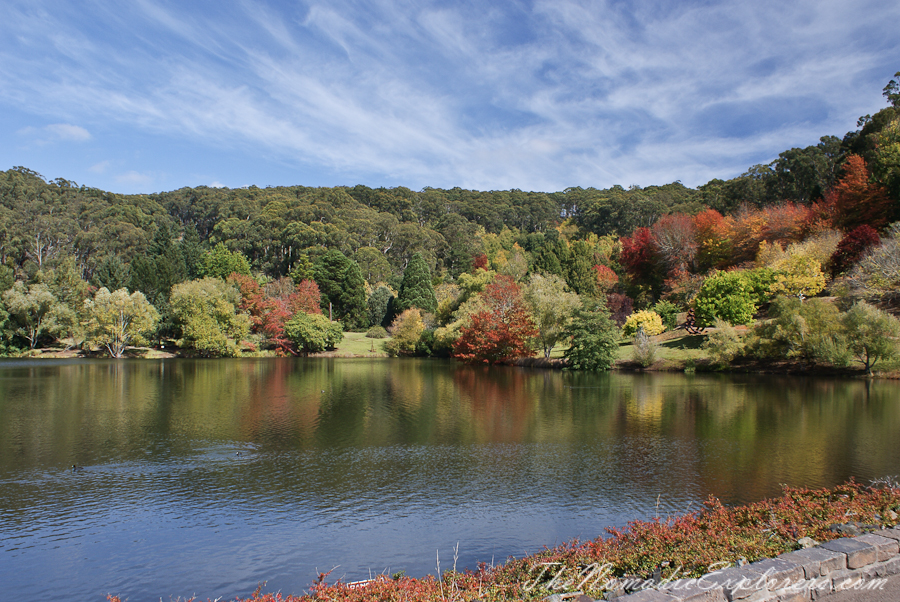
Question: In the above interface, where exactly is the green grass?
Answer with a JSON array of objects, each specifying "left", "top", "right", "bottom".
[
  {"left": 616, "top": 333, "right": 709, "bottom": 365},
  {"left": 331, "top": 331, "right": 390, "bottom": 357}
]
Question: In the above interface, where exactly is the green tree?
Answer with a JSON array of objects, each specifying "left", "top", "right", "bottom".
[
  {"left": 92, "top": 255, "right": 130, "bottom": 292},
  {"left": 751, "top": 297, "right": 848, "bottom": 365},
  {"left": 2, "top": 281, "right": 66, "bottom": 348},
  {"left": 522, "top": 273, "right": 581, "bottom": 358},
  {"left": 354, "top": 247, "right": 393, "bottom": 284},
  {"left": 396, "top": 252, "right": 437, "bottom": 314},
  {"left": 284, "top": 312, "right": 343, "bottom": 353},
  {"left": 313, "top": 249, "right": 367, "bottom": 327},
  {"left": 200, "top": 243, "right": 251, "bottom": 280},
  {"left": 563, "top": 299, "right": 620, "bottom": 371},
  {"left": 170, "top": 278, "right": 250, "bottom": 357},
  {"left": 694, "top": 271, "right": 757, "bottom": 326},
  {"left": 842, "top": 301, "right": 900, "bottom": 375},
  {"left": 84, "top": 288, "right": 159, "bottom": 357},
  {"left": 367, "top": 285, "right": 395, "bottom": 327}
]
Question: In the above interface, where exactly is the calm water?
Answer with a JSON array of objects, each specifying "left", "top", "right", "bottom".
[{"left": 1, "top": 358, "right": 899, "bottom": 601}]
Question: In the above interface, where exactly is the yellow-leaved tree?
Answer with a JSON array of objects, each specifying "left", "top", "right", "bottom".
[{"left": 84, "top": 288, "right": 159, "bottom": 358}]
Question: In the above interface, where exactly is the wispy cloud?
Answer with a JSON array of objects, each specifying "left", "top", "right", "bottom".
[{"left": 0, "top": 0, "right": 898, "bottom": 192}]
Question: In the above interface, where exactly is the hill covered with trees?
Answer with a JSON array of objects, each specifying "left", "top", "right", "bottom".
[{"left": 1, "top": 73, "right": 899, "bottom": 369}]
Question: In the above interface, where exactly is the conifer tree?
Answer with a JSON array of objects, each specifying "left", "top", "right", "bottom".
[{"left": 396, "top": 252, "right": 437, "bottom": 313}]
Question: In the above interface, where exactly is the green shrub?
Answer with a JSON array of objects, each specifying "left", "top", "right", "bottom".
[
  {"left": 622, "top": 310, "right": 665, "bottom": 337},
  {"left": 365, "top": 326, "right": 388, "bottom": 339},
  {"left": 284, "top": 313, "right": 344, "bottom": 353},
  {"left": 694, "top": 271, "right": 756, "bottom": 326},
  {"left": 651, "top": 300, "right": 679, "bottom": 330},
  {"left": 703, "top": 319, "right": 745, "bottom": 366}
]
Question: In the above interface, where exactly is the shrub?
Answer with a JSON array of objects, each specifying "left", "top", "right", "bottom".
[
  {"left": 384, "top": 309, "right": 425, "bottom": 356},
  {"left": 651, "top": 300, "right": 679, "bottom": 330},
  {"left": 631, "top": 327, "right": 658, "bottom": 367},
  {"left": 750, "top": 297, "right": 848, "bottom": 365},
  {"left": 622, "top": 310, "right": 665, "bottom": 337},
  {"left": 284, "top": 313, "right": 343, "bottom": 353},
  {"left": 365, "top": 326, "right": 388, "bottom": 339},
  {"left": 703, "top": 319, "right": 745, "bottom": 366},
  {"left": 843, "top": 300, "right": 900, "bottom": 375},
  {"left": 694, "top": 271, "right": 756, "bottom": 326}
]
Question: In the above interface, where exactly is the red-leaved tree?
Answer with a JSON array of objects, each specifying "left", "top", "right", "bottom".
[
  {"left": 830, "top": 225, "right": 881, "bottom": 277},
  {"left": 452, "top": 275, "right": 537, "bottom": 363},
  {"left": 620, "top": 227, "right": 656, "bottom": 283}
]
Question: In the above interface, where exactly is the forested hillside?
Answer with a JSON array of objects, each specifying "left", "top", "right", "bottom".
[{"left": 1, "top": 73, "right": 898, "bottom": 365}]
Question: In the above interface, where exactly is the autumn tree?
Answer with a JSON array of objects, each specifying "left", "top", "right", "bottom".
[
  {"left": 827, "top": 154, "right": 892, "bottom": 232},
  {"left": 651, "top": 214, "right": 697, "bottom": 276},
  {"left": 84, "top": 288, "right": 159, "bottom": 357},
  {"left": 384, "top": 308, "right": 426, "bottom": 356},
  {"left": 452, "top": 275, "right": 537, "bottom": 363},
  {"left": 522, "top": 273, "right": 581, "bottom": 358},
  {"left": 830, "top": 225, "right": 880, "bottom": 277}
]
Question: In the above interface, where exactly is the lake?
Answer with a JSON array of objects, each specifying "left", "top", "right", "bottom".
[{"left": 1, "top": 358, "right": 898, "bottom": 601}]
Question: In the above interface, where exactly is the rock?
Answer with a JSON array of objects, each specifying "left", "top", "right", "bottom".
[
  {"left": 829, "top": 522, "right": 862, "bottom": 536},
  {"left": 889, "top": 510, "right": 898, "bottom": 521},
  {"left": 797, "top": 536, "right": 819, "bottom": 548}
]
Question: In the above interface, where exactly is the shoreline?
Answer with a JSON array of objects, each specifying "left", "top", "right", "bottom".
[{"left": 6, "top": 346, "right": 895, "bottom": 379}]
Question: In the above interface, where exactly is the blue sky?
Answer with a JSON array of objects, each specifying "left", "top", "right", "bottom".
[{"left": 1, "top": 0, "right": 898, "bottom": 195}]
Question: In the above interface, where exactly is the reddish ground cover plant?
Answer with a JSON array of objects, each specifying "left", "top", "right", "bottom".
[
  {"left": 452, "top": 275, "right": 538, "bottom": 363},
  {"left": 111, "top": 481, "right": 900, "bottom": 602}
]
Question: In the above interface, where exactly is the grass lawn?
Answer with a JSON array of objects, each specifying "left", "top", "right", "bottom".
[{"left": 328, "top": 331, "right": 390, "bottom": 357}]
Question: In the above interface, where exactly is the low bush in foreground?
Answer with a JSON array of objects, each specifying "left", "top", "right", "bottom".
[{"left": 108, "top": 480, "right": 900, "bottom": 602}]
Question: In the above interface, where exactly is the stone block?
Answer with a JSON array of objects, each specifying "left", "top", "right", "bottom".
[
  {"left": 819, "top": 537, "right": 877, "bottom": 569},
  {"left": 777, "top": 547, "right": 845, "bottom": 578},
  {"left": 854, "top": 533, "right": 900, "bottom": 560},
  {"left": 659, "top": 578, "right": 728, "bottom": 602},
  {"left": 744, "top": 558, "right": 804, "bottom": 588},
  {"left": 868, "top": 528, "right": 900, "bottom": 543},
  {"left": 693, "top": 567, "right": 768, "bottom": 600},
  {"left": 616, "top": 589, "right": 678, "bottom": 602},
  {"left": 873, "top": 555, "right": 900, "bottom": 577}
]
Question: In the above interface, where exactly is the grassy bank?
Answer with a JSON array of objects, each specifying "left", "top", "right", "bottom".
[{"left": 108, "top": 480, "right": 900, "bottom": 602}]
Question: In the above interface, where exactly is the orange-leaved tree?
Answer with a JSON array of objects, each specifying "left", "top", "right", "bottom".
[
  {"left": 827, "top": 154, "right": 892, "bottom": 232},
  {"left": 452, "top": 275, "right": 537, "bottom": 363}
]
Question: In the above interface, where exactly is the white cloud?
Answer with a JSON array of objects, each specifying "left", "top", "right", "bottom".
[
  {"left": 89, "top": 160, "right": 110, "bottom": 174},
  {"left": 0, "top": 0, "right": 898, "bottom": 191},
  {"left": 44, "top": 123, "right": 91, "bottom": 141},
  {"left": 115, "top": 170, "right": 153, "bottom": 186}
]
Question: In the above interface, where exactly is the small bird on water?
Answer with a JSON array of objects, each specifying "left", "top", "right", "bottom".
[{"left": 71, "top": 465, "right": 83, "bottom": 472}]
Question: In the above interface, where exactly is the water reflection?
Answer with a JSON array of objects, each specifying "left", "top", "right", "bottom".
[{"left": 0, "top": 359, "right": 898, "bottom": 601}]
